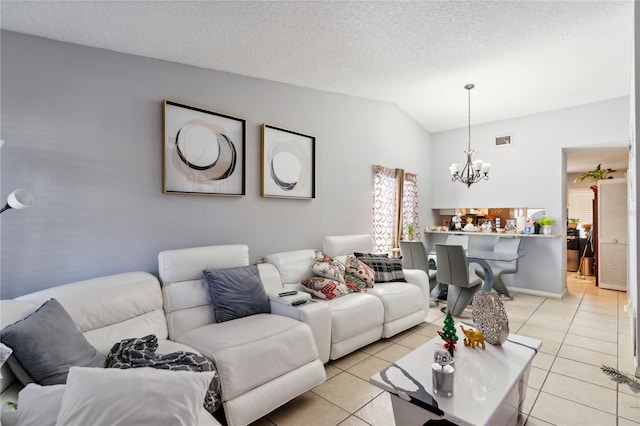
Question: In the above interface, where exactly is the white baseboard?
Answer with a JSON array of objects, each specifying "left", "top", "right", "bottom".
[{"left": 508, "top": 287, "right": 564, "bottom": 300}]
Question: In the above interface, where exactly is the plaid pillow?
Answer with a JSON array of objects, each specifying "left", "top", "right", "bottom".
[
  {"left": 354, "top": 253, "right": 406, "bottom": 283},
  {"left": 353, "top": 252, "right": 388, "bottom": 258}
]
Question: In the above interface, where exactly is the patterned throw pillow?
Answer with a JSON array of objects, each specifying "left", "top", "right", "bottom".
[
  {"left": 300, "top": 277, "right": 351, "bottom": 300},
  {"left": 354, "top": 253, "right": 406, "bottom": 283},
  {"left": 343, "top": 255, "right": 375, "bottom": 292},
  {"left": 310, "top": 256, "right": 345, "bottom": 284}
]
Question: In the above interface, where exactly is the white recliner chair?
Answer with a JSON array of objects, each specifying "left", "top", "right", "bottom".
[
  {"left": 263, "top": 248, "right": 385, "bottom": 361},
  {"left": 321, "top": 235, "right": 429, "bottom": 338},
  {"left": 158, "top": 245, "right": 326, "bottom": 426}
]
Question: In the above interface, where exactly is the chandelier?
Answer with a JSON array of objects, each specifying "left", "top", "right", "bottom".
[{"left": 449, "top": 83, "right": 491, "bottom": 188}]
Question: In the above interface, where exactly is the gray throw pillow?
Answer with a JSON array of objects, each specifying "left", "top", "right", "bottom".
[
  {"left": 0, "top": 298, "right": 105, "bottom": 385},
  {"left": 6, "top": 354, "right": 37, "bottom": 385},
  {"left": 203, "top": 265, "right": 271, "bottom": 323}
]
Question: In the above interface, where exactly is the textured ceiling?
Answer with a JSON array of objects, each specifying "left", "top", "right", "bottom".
[{"left": 0, "top": 1, "right": 634, "bottom": 170}]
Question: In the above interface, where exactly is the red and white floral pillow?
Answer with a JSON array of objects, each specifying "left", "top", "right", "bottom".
[
  {"left": 310, "top": 256, "right": 346, "bottom": 284},
  {"left": 300, "top": 277, "right": 351, "bottom": 300},
  {"left": 301, "top": 254, "right": 376, "bottom": 298},
  {"left": 343, "top": 255, "right": 375, "bottom": 292}
]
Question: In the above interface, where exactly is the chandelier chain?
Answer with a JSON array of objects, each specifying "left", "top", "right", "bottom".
[{"left": 467, "top": 85, "right": 471, "bottom": 151}]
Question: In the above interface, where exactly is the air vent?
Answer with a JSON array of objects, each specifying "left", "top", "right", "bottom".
[{"left": 495, "top": 135, "right": 512, "bottom": 147}]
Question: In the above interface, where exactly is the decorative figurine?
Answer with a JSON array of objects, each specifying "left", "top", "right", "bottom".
[
  {"left": 437, "top": 311, "right": 459, "bottom": 358},
  {"left": 433, "top": 347, "right": 452, "bottom": 366},
  {"left": 481, "top": 220, "right": 493, "bottom": 233},
  {"left": 471, "top": 291, "right": 509, "bottom": 345},
  {"left": 459, "top": 325, "right": 486, "bottom": 349},
  {"left": 451, "top": 213, "right": 463, "bottom": 230}
]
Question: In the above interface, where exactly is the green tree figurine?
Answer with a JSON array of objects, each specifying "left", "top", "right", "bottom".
[{"left": 437, "top": 310, "right": 459, "bottom": 358}]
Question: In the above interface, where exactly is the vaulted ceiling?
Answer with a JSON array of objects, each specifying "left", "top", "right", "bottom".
[{"left": 0, "top": 0, "right": 633, "bottom": 171}]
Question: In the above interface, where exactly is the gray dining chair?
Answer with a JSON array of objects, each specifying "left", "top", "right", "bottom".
[
  {"left": 399, "top": 241, "right": 439, "bottom": 304},
  {"left": 475, "top": 237, "right": 521, "bottom": 298},
  {"left": 435, "top": 244, "right": 482, "bottom": 316},
  {"left": 434, "top": 234, "right": 471, "bottom": 301},
  {"left": 445, "top": 234, "right": 469, "bottom": 249}
]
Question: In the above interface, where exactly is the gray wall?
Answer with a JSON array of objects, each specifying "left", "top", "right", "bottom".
[{"left": 0, "top": 31, "right": 432, "bottom": 298}]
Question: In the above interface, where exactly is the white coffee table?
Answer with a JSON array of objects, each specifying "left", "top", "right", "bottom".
[{"left": 370, "top": 326, "right": 541, "bottom": 426}]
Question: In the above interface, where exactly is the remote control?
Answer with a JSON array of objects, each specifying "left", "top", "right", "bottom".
[
  {"left": 291, "top": 299, "right": 307, "bottom": 306},
  {"left": 278, "top": 291, "right": 298, "bottom": 297}
]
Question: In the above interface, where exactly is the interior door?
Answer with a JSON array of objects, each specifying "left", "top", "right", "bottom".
[{"left": 597, "top": 179, "right": 628, "bottom": 291}]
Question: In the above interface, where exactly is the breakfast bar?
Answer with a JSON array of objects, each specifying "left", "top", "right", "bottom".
[{"left": 424, "top": 231, "right": 564, "bottom": 298}]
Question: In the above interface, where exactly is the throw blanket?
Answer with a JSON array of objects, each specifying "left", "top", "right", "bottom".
[{"left": 106, "top": 334, "right": 222, "bottom": 415}]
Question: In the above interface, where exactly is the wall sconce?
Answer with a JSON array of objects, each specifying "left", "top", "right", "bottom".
[{"left": 0, "top": 189, "right": 36, "bottom": 214}]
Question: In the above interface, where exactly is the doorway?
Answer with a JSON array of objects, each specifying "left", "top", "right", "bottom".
[{"left": 564, "top": 147, "right": 629, "bottom": 287}]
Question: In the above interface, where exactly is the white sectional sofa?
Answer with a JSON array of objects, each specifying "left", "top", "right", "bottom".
[
  {"left": 0, "top": 237, "right": 429, "bottom": 425},
  {"left": 1, "top": 245, "right": 326, "bottom": 426},
  {"left": 263, "top": 234, "right": 430, "bottom": 362}
]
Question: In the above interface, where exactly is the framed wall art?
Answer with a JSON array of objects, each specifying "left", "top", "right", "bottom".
[
  {"left": 163, "top": 100, "right": 246, "bottom": 196},
  {"left": 261, "top": 124, "right": 315, "bottom": 199}
]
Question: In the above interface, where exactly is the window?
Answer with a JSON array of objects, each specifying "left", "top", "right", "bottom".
[
  {"left": 372, "top": 165, "right": 420, "bottom": 253},
  {"left": 567, "top": 188, "right": 594, "bottom": 229}
]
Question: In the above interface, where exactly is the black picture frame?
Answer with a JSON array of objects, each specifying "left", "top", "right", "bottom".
[
  {"left": 163, "top": 100, "right": 246, "bottom": 196},
  {"left": 261, "top": 124, "right": 316, "bottom": 199}
]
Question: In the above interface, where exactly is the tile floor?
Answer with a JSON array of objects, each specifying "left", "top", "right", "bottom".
[{"left": 253, "top": 274, "right": 639, "bottom": 425}]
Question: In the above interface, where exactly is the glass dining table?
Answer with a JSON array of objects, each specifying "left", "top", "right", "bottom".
[{"left": 430, "top": 249, "right": 523, "bottom": 293}]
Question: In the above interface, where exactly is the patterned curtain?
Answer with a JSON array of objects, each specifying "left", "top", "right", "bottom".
[
  {"left": 372, "top": 166, "right": 420, "bottom": 254},
  {"left": 372, "top": 165, "right": 397, "bottom": 253},
  {"left": 402, "top": 172, "right": 420, "bottom": 240}
]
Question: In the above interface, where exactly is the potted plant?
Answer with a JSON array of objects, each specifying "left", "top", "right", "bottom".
[
  {"left": 537, "top": 216, "right": 556, "bottom": 235},
  {"left": 406, "top": 222, "right": 417, "bottom": 241},
  {"left": 568, "top": 218, "right": 580, "bottom": 229},
  {"left": 574, "top": 164, "right": 616, "bottom": 183}
]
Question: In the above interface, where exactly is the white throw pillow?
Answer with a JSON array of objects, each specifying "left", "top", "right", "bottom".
[
  {"left": 55, "top": 367, "right": 216, "bottom": 426},
  {"left": 9, "top": 383, "right": 66, "bottom": 426}
]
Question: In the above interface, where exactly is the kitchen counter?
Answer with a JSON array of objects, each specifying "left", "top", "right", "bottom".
[{"left": 425, "top": 230, "right": 561, "bottom": 238}]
